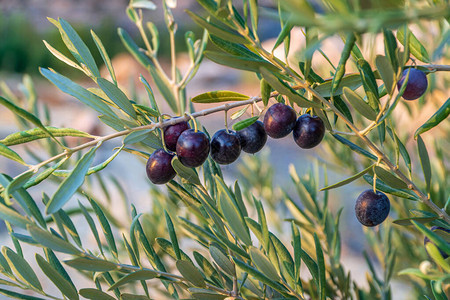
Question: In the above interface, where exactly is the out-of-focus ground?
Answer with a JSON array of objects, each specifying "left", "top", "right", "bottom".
[{"left": 1, "top": 1, "right": 448, "bottom": 299}]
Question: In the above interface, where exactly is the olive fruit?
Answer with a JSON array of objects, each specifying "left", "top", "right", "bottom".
[
  {"left": 263, "top": 103, "right": 297, "bottom": 138},
  {"left": 210, "top": 129, "right": 241, "bottom": 164},
  {"left": 424, "top": 226, "right": 450, "bottom": 259},
  {"left": 355, "top": 190, "right": 390, "bottom": 227},
  {"left": 176, "top": 129, "right": 210, "bottom": 168},
  {"left": 146, "top": 149, "right": 176, "bottom": 184},
  {"left": 293, "top": 114, "right": 325, "bottom": 149},
  {"left": 164, "top": 120, "right": 190, "bottom": 151},
  {"left": 236, "top": 120, "right": 267, "bottom": 154},
  {"left": 397, "top": 68, "right": 428, "bottom": 100}
]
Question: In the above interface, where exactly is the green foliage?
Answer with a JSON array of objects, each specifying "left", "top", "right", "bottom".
[{"left": 0, "top": 0, "right": 449, "bottom": 299}]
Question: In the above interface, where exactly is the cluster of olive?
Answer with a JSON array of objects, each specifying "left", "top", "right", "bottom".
[{"left": 145, "top": 68, "right": 430, "bottom": 228}]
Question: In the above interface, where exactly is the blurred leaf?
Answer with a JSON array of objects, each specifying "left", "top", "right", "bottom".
[
  {"left": 393, "top": 217, "right": 438, "bottom": 226},
  {"left": 232, "top": 116, "right": 259, "bottom": 131},
  {"left": 0, "top": 127, "right": 94, "bottom": 146},
  {"left": 36, "top": 254, "right": 79, "bottom": 300},
  {"left": 65, "top": 257, "right": 117, "bottom": 272},
  {"left": 314, "top": 74, "right": 362, "bottom": 98},
  {"left": 192, "top": 91, "right": 250, "bottom": 104},
  {"left": 79, "top": 289, "right": 115, "bottom": 300},
  {"left": 415, "top": 98, "right": 449, "bottom": 138},
  {"left": 260, "top": 67, "right": 318, "bottom": 108},
  {"left": 2, "top": 247, "right": 41, "bottom": 290},
  {"left": 187, "top": 11, "right": 248, "bottom": 44},
  {"left": 260, "top": 78, "right": 272, "bottom": 107},
  {"left": 108, "top": 270, "right": 158, "bottom": 291},
  {"left": 342, "top": 87, "right": 377, "bottom": 121},
  {"left": 97, "top": 78, "right": 137, "bottom": 119},
  {"left": 205, "top": 51, "right": 276, "bottom": 73},
  {"left": 413, "top": 221, "right": 450, "bottom": 257},
  {"left": 397, "top": 27, "right": 430, "bottom": 63},
  {"left": 46, "top": 147, "right": 97, "bottom": 214},
  {"left": 426, "top": 243, "right": 450, "bottom": 273},
  {"left": 375, "top": 55, "right": 395, "bottom": 94},
  {"left": 40, "top": 68, "right": 119, "bottom": 120},
  {"left": 374, "top": 165, "right": 408, "bottom": 189},
  {"left": 249, "top": 246, "right": 279, "bottom": 281},
  {"left": 417, "top": 136, "right": 431, "bottom": 193},
  {"left": 0, "top": 202, "right": 32, "bottom": 229},
  {"left": 176, "top": 260, "right": 206, "bottom": 288},
  {"left": 320, "top": 163, "right": 374, "bottom": 191},
  {"left": 398, "top": 268, "right": 445, "bottom": 281},
  {"left": 131, "top": 0, "right": 157, "bottom": 10},
  {"left": 0, "top": 288, "right": 46, "bottom": 300},
  {"left": 171, "top": 157, "right": 201, "bottom": 185},
  {"left": 209, "top": 244, "right": 235, "bottom": 276},
  {"left": 28, "top": 224, "right": 80, "bottom": 255},
  {"left": 88, "top": 197, "right": 118, "bottom": 259}
]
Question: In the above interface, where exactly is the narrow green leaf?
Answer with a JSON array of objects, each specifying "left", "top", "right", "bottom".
[
  {"left": 176, "top": 260, "right": 206, "bottom": 288},
  {"left": 331, "top": 32, "right": 356, "bottom": 95},
  {"left": 79, "top": 289, "right": 115, "bottom": 300},
  {"left": 374, "top": 166, "right": 408, "bottom": 189},
  {"left": 36, "top": 254, "right": 79, "bottom": 300},
  {"left": 139, "top": 75, "right": 160, "bottom": 114},
  {"left": 320, "top": 163, "right": 374, "bottom": 191},
  {"left": 3, "top": 170, "right": 35, "bottom": 199},
  {"left": 216, "top": 177, "right": 252, "bottom": 246},
  {"left": 313, "top": 74, "right": 362, "bottom": 97},
  {"left": 260, "top": 78, "right": 272, "bottom": 107},
  {"left": 0, "top": 202, "right": 32, "bottom": 229},
  {"left": 192, "top": 90, "right": 250, "bottom": 103},
  {"left": 108, "top": 270, "right": 158, "bottom": 291},
  {"left": 413, "top": 221, "right": 450, "bottom": 257},
  {"left": 415, "top": 98, "right": 449, "bottom": 138},
  {"left": 393, "top": 217, "right": 438, "bottom": 226},
  {"left": 230, "top": 105, "right": 250, "bottom": 120},
  {"left": 156, "top": 238, "right": 193, "bottom": 262},
  {"left": 65, "top": 257, "right": 117, "bottom": 272},
  {"left": 187, "top": 11, "right": 247, "bottom": 44},
  {"left": 254, "top": 198, "right": 270, "bottom": 253},
  {"left": 123, "top": 129, "right": 161, "bottom": 149},
  {"left": 291, "top": 222, "right": 302, "bottom": 279},
  {"left": 43, "top": 41, "right": 85, "bottom": 73},
  {"left": 28, "top": 225, "right": 80, "bottom": 255},
  {"left": 342, "top": 87, "right": 377, "bottom": 121},
  {"left": 40, "top": 68, "right": 118, "bottom": 120},
  {"left": 171, "top": 157, "right": 201, "bottom": 185},
  {"left": 417, "top": 136, "right": 432, "bottom": 193},
  {"left": 332, "top": 134, "right": 377, "bottom": 161},
  {"left": 363, "top": 175, "right": 419, "bottom": 201},
  {"left": 249, "top": 246, "right": 279, "bottom": 281},
  {"left": 205, "top": 51, "right": 277, "bottom": 73},
  {"left": 0, "top": 288, "right": 47, "bottom": 300},
  {"left": 58, "top": 18, "right": 100, "bottom": 77},
  {"left": 209, "top": 35, "right": 262, "bottom": 60},
  {"left": 260, "top": 67, "right": 318, "bottom": 108},
  {"left": 97, "top": 78, "right": 136, "bottom": 119},
  {"left": 2, "top": 247, "right": 41, "bottom": 290},
  {"left": 357, "top": 59, "right": 380, "bottom": 110},
  {"left": 88, "top": 197, "right": 118, "bottom": 258},
  {"left": 383, "top": 29, "right": 398, "bottom": 72},
  {"left": 0, "top": 127, "right": 94, "bottom": 146},
  {"left": 165, "top": 211, "right": 181, "bottom": 260},
  {"left": 232, "top": 116, "right": 259, "bottom": 131},
  {"left": 209, "top": 244, "right": 235, "bottom": 276},
  {"left": 91, "top": 30, "right": 117, "bottom": 84},
  {"left": 314, "top": 234, "right": 326, "bottom": 300},
  {"left": 426, "top": 243, "right": 450, "bottom": 273},
  {"left": 0, "top": 143, "right": 25, "bottom": 165},
  {"left": 149, "top": 66, "right": 178, "bottom": 113},
  {"left": 397, "top": 27, "right": 430, "bottom": 63},
  {"left": 375, "top": 55, "right": 395, "bottom": 94},
  {"left": 46, "top": 146, "right": 97, "bottom": 214},
  {"left": 118, "top": 28, "right": 152, "bottom": 68}
]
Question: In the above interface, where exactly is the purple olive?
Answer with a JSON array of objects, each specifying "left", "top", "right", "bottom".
[
  {"left": 146, "top": 149, "right": 176, "bottom": 184},
  {"left": 237, "top": 120, "right": 267, "bottom": 154},
  {"left": 164, "top": 120, "right": 190, "bottom": 151},
  {"left": 210, "top": 129, "right": 241, "bottom": 164},
  {"left": 293, "top": 114, "right": 325, "bottom": 149},
  {"left": 263, "top": 103, "right": 297, "bottom": 138},
  {"left": 176, "top": 129, "right": 210, "bottom": 168},
  {"left": 355, "top": 190, "right": 390, "bottom": 227},
  {"left": 397, "top": 68, "right": 428, "bottom": 100}
]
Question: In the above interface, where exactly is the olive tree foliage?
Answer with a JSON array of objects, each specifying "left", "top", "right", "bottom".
[{"left": 0, "top": 0, "right": 449, "bottom": 299}]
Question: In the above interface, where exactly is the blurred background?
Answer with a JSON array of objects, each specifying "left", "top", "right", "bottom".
[{"left": 1, "top": 1, "right": 448, "bottom": 299}]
